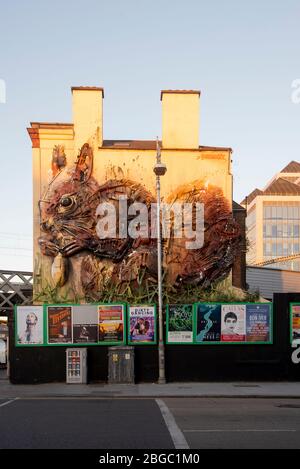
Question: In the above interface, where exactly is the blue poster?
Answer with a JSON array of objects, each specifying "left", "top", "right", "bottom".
[
  {"left": 246, "top": 304, "right": 271, "bottom": 342},
  {"left": 196, "top": 303, "right": 221, "bottom": 342}
]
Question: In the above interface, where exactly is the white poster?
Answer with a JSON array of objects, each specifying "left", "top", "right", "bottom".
[
  {"left": 16, "top": 305, "right": 44, "bottom": 345},
  {"left": 221, "top": 304, "right": 246, "bottom": 342}
]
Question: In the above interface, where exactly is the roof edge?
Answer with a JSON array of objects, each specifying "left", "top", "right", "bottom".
[
  {"left": 30, "top": 122, "right": 73, "bottom": 129},
  {"left": 160, "top": 89, "right": 201, "bottom": 100},
  {"left": 71, "top": 86, "right": 104, "bottom": 97}
]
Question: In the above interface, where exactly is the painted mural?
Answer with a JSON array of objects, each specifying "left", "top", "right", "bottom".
[{"left": 37, "top": 143, "right": 241, "bottom": 301}]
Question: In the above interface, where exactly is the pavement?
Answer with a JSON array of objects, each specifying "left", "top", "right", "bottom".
[{"left": 0, "top": 369, "right": 300, "bottom": 399}]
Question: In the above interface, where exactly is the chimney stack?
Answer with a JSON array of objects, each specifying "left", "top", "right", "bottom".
[
  {"left": 161, "top": 90, "right": 200, "bottom": 149},
  {"left": 72, "top": 86, "right": 104, "bottom": 150}
]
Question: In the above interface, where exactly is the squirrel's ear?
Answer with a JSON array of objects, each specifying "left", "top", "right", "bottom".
[{"left": 74, "top": 143, "right": 93, "bottom": 183}]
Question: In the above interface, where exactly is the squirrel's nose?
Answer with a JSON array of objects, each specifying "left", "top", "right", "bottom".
[{"left": 41, "top": 217, "right": 54, "bottom": 231}]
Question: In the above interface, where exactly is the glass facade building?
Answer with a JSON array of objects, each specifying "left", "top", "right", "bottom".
[
  {"left": 242, "top": 161, "right": 300, "bottom": 272},
  {"left": 263, "top": 202, "right": 300, "bottom": 271}
]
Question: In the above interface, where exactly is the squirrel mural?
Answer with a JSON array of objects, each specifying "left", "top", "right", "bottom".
[{"left": 38, "top": 143, "right": 241, "bottom": 299}]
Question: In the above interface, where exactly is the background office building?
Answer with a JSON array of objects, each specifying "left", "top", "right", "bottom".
[{"left": 241, "top": 161, "right": 300, "bottom": 271}]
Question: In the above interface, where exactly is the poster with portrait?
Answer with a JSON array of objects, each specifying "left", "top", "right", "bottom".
[
  {"left": 98, "top": 304, "right": 124, "bottom": 343},
  {"left": 16, "top": 305, "right": 44, "bottom": 345},
  {"left": 221, "top": 304, "right": 246, "bottom": 342},
  {"left": 291, "top": 303, "right": 300, "bottom": 346},
  {"left": 73, "top": 305, "right": 98, "bottom": 343},
  {"left": 196, "top": 303, "right": 221, "bottom": 343},
  {"left": 246, "top": 304, "right": 272, "bottom": 342},
  {"left": 128, "top": 305, "right": 156, "bottom": 344},
  {"left": 167, "top": 304, "right": 193, "bottom": 343},
  {"left": 47, "top": 305, "right": 73, "bottom": 344}
]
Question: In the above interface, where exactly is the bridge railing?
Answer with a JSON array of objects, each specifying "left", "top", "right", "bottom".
[{"left": 0, "top": 270, "right": 33, "bottom": 315}]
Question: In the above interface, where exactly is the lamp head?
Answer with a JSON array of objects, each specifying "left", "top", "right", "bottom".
[{"left": 153, "top": 162, "right": 167, "bottom": 177}]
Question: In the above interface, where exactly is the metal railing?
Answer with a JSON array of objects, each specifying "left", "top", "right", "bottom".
[
  {"left": 0, "top": 270, "right": 33, "bottom": 315},
  {"left": 253, "top": 253, "right": 300, "bottom": 267}
]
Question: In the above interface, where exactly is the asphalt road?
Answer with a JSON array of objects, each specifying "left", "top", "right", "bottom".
[
  {"left": 1, "top": 397, "right": 300, "bottom": 449},
  {"left": 166, "top": 397, "right": 300, "bottom": 449},
  {"left": 0, "top": 398, "right": 174, "bottom": 449}
]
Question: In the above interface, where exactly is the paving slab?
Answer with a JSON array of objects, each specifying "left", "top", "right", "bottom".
[{"left": 1, "top": 379, "right": 300, "bottom": 399}]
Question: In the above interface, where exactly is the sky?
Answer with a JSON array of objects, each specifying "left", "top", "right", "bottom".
[{"left": 0, "top": 0, "right": 299, "bottom": 271}]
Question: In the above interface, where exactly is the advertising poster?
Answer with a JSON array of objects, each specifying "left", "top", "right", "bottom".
[
  {"left": 47, "top": 306, "right": 72, "bottom": 344},
  {"left": 221, "top": 304, "right": 246, "bottom": 342},
  {"left": 291, "top": 304, "right": 300, "bottom": 346},
  {"left": 128, "top": 305, "right": 156, "bottom": 344},
  {"left": 73, "top": 305, "right": 98, "bottom": 343},
  {"left": 167, "top": 304, "right": 193, "bottom": 343},
  {"left": 246, "top": 304, "right": 271, "bottom": 342},
  {"left": 196, "top": 303, "right": 221, "bottom": 343},
  {"left": 98, "top": 304, "right": 124, "bottom": 343},
  {"left": 16, "top": 305, "right": 44, "bottom": 345}
]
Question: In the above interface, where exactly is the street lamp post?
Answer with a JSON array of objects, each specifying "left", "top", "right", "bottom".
[{"left": 153, "top": 138, "right": 167, "bottom": 384}]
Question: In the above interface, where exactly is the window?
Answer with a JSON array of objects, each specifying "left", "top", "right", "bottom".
[
  {"left": 264, "top": 242, "right": 272, "bottom": 256},
  {"left": 277, "top": 206, "right": 283, "bottom": 219},
  {"left": 288, "top": 223, "right": 293, "bottom": 238},
  {"left": 288, "top": 207, "right": 294, "bottom": 219},
  {"left": 277, "top": 222, "right": 283, "bottom": 237},
  {"left": 277, "top": 242, "right": 283, "bottom": 256},
  {"left": 263, "top": 222, "right": 272, "bottom": 238},
  {"left": 264, "top": 206, "right": 271, "bottom": 219}
]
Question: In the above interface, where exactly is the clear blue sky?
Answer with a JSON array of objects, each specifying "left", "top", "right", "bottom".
[{"left": 0, "top": 0, "right": 299, "bottom": 270}]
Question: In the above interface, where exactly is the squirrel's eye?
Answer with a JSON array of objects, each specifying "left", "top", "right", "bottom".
[
  {"left": 60, "top": 196, "right": 72, "bottom": 207},
  {"left": 57, "top": 194, "right": 76, "bottom": 213}
]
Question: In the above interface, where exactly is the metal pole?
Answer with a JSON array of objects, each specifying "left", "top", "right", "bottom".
[{"left": 156, "top": 139, "right": 166, "bottom": 384}]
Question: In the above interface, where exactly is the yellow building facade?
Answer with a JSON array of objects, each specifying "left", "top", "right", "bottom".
[{"left": 28, "top": 87, "right": 238, "bottom": 302}]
